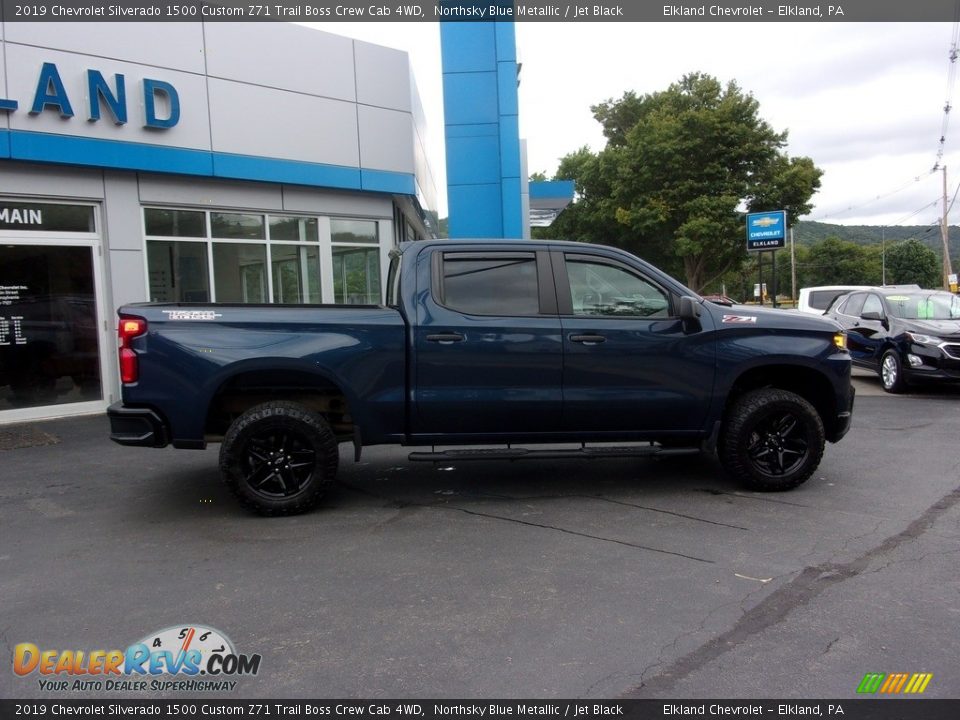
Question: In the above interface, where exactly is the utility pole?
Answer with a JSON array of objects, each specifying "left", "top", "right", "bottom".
[
  {"left": 790, "top": 227, "right": 797, "bottom": 303},
  {"left": 943, "top": 165, "right": 954, "bottom": 290},
  {"left": 881, "top": 227, "right": 886, "bottom": 285}
]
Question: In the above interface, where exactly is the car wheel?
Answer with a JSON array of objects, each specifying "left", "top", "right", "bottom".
[
  {"left": 219, "top": 401, "right": 338, "bottom": 516},
  {"left": 880, "top": 350, "right": 908, "bottom": 394},
  {"left": 719, "top": 388, "right": 825, "bottom": 492}
]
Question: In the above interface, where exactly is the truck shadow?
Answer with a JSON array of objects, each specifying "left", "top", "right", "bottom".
[{"left": 144, "top": 448, "right": 745, "bottom": 523}]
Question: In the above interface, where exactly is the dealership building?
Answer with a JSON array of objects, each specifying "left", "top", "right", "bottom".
[{"left": 0, "top": 21, "right": 439, "bottom": 423}]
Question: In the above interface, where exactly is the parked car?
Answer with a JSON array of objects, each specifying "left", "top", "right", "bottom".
[
  {"left": 798, "top": 284, "right": 920, "bottom": 315},
  {"left": 798, "top": 286, "right": 873, "bottom": 315},
  {"left": 824, "top": 287, "right": 960, "bottom": 392}
]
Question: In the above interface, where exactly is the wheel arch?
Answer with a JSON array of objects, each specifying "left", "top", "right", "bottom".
[
  {"left": 723, "top": 363, "right": 839, "bottom": 438},
  {"left": 203, "top": 359, "right": 357, "bottom": 441}
]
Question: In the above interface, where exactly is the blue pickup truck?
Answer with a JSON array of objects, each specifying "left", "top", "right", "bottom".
[{"left": 108, "top": 239, "right": 854, "bottom": 515}]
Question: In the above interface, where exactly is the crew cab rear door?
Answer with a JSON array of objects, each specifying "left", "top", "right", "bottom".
[
  {"left": 553, "top": 251, "right": 716, "bottom": 434},
  {"left": 411, "top": 248, "right": 563, "bottom": 436}
]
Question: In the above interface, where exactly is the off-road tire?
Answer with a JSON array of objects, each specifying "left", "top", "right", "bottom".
[
  {"left": 719, "top": 388, "right": 825, "bottom": 492},
  {"left": 220, "top": 401, "right": 338, "bottom": 516}
]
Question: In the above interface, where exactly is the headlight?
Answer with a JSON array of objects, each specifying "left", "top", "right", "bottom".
[
  {"left": 833, "top": 332, "right": 847, "bottom": 351},
  {"left": 906, "top": 332, "right": 943, "bottom": 346}
]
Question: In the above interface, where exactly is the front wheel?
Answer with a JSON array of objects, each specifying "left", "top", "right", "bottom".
[
  {"left": 880, "top": 350, "right": 908, "bottom": 393},
  {"left": 219, "top": 401, "right": 339, "bottom": 516},
  {"left": 719, "top": 388, "right": 825, "bottom": 492}
]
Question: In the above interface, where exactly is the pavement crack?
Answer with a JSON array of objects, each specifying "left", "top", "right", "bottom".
[
  {"left": 471, "top": 491, "right": 750, "bottom": 531},
  {"left": 694, "top": 488, "right": 811, "bottom": 508},
  {"left": 623, "top": 483, "right": 960, "bottom": 697},
  {"left": 440, "top": 504, "right": 715, "bottom": 563},
  {"left": 822, "top": 636, "right": 841, "bottom": 656},
  {"left": 338, "top": 482, "right": 714, "bottom": 563}
]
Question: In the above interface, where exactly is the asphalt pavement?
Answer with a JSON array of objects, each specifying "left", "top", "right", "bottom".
[{"left": 1, "top": 371, "right": 958, "bottom": 699}]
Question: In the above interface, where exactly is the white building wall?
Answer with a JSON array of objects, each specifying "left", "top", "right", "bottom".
[{"left": 0, "top": 21, "right": 437, "bottom": 209}]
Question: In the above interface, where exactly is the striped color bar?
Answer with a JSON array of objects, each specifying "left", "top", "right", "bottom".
[
  {"left": 856, "top": 674, "right": 885, "bottom": 693},
  {"left": 903, "top": 673, "right": 934, "bottom": 694},
  {"left": 857, "top": 672, "right": 933, "bottom": 694}
]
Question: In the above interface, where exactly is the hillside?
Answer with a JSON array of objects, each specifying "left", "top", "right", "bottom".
[{"left": 794, "top": 221, "right": 960, "bottom": 261}]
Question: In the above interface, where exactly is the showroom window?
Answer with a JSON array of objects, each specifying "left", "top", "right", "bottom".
[
  {"left": 331, "top": 219, "right": 381, "bottom": 305},
  {"left": 144, "top": 208, "right": 381, "bottom": 305}
]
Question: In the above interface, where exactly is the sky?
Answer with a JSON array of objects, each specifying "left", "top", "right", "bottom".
[{"left": 309, "top": 21, "right": 958, "bottom": 228}]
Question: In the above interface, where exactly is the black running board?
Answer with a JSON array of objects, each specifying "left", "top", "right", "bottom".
[{"left": 408, "top": 445, "right": 699, "bottom": 462}]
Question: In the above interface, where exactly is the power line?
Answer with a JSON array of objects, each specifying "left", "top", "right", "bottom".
[
  {"left": 810, "top": 171, "right": 936, "bottom": 222},
  {"left": 892, "top": 198, "right": 941, "bottom": 225}
]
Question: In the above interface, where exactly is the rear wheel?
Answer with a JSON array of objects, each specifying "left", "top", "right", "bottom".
[
  {"left": 719, "top": 388, "right": 824, "bottom": 492},
  {"left": 880, "top": 350, "right": 908, "bottom": 393},
  {"left": 219, "top": 401, "right": 338, "bottom": 516}
]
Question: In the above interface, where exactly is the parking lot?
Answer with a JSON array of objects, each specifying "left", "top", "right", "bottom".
[{"left": 1, "top": 369, "right": 958, "bottom": 699}]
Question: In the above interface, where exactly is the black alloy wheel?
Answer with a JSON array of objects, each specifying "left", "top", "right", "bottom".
[
  {"left": 242, "top": 430, "right": 318, "bottom": 499},
  {"left": 719, "top": 388, "right": 825, "bottom": 492},
  {"left": 220, "top": 401, "right": 338, "bottom": 515},
  {"left": 744, "top": 410, "right": 809, "bottom": 477}
]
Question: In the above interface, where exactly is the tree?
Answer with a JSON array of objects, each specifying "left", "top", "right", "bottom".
[
  {"left": 541, "top": 73, "right": 822, "bottom": 291},
  {"left": 801, "top": 237, "right": 882, "bottom": 287},
  {"left": 884, "top": 238, "right": 941, "bottom": 288}
]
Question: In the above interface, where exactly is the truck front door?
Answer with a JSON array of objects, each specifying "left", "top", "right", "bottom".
[{"left": 554, "top": 251, "right": 716, "bottom": 434}]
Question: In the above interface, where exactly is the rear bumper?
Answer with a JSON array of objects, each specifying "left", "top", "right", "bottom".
[{"left": 107, "top": 403, "right": 169, "bottom": 448}]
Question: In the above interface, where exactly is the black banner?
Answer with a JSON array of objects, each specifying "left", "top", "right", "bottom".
[
  {"left": 1, "top": 0, "right": 960, "bottom": 22},
  {"left": 2, "top": 701, "right": 960, "bottom": 720}
]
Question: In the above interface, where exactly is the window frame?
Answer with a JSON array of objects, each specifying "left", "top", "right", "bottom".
[
  {"left": 838, "top": 292, "right": 867, "bottom": 319},
  {"left": 140, "top": 203, "right": 334, "bottom": 305},
  {"left": 552, "top": 251, "right": 676, "bottom": 319},
  {"left": 431, "top": 250, "right": 557, "bottom": 318}
]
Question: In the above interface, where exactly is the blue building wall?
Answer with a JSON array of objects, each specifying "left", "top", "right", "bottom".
[{"left": 440, "top": 20, "right": 523, "bottom": 238}]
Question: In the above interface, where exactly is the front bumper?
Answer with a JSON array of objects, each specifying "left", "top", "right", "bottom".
[
  {"left": 903, "top": 343, "right": 960, "bottom": 383},
  {"left": 107, "top": 403, "right": 169, "bottom": 448},
  {"left": 827, "top": 386, "right": 855, "bottom": 443}
]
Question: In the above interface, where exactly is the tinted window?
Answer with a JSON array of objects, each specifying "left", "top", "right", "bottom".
[
  {"left": 566, "top": 258, "right": 669, "bottom": 318},
  {"left": 441, "top": 254, "right": 540, "bottom": 316},
  {"left": 810, "top": 290, "right": 845, "bottom": 310},
  {"left": 144, "top": 208, "right": 205, "bottom": 237},
  {"left": 843, "top": 293, "right": 867, "bottom": 317},
  {"left": 861, "top": 294, "right": 883, "bottom": 316},
  {"left": 211, "top": 213, "right": 265, "bottom": 240}
]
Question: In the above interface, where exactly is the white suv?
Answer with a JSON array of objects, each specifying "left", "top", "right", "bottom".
[
  {"left": 798, "top": 284, "right": 922, "bottom": 315},
  {"left": 797, "top": 286, "right": 872, "bottom": 315}
]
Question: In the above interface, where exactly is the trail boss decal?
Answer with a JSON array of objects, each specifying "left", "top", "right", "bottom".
[{"left": 163, "top": 310, "right": 222, "bottom": 321}]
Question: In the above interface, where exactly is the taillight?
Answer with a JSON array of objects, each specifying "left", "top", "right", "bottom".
[{"left": 118, "top": 316, "right": 147, "bottom": 384}]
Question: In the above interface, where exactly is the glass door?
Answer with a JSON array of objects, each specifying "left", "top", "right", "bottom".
[{"left": 0, "top": 243, "right": 106, "bottom": 418}]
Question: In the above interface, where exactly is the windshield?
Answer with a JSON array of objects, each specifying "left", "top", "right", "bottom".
[{"left": 884, "top": 293, "right": 960, "bottom": 320}]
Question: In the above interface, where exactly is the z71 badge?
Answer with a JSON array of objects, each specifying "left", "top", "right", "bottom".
[
  {"left": 163, "top": 310, "right": 223, "bottom": 321},
  {"left": 722, "top": 314, "right": 758, "bottom": 324}
]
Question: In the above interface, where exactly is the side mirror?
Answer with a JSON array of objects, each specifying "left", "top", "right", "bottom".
[
  {"left": 860, "top": 310, "right": 888, "bottom": 328},
  {"left": 679, "top": 296, "right": 702, "bottom": 333}
]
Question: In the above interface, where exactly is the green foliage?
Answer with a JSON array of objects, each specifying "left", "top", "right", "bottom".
[
  {"left": 884, "top": 238, "right": 941, "bottom": 287},
  {"left": 793, "top": 221, "right": 959, "bottom": 272},
  {"left": 709, "top": 237, "right": 885, "bottom": 303},
  {"left": 541, "top": 73, "right": 822, "bottom": 291}
]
